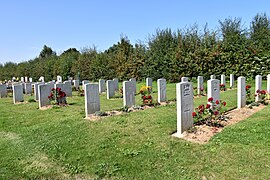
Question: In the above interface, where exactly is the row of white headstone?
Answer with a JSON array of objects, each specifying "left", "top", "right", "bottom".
[
  {"left": 175, "top": 74, "right": 268, "bottom": 136},
  {"left": 84, "top": 78, "right": 167, "bottom": 118}
]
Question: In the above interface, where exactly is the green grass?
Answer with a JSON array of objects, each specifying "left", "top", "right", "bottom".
[{"left": 0, "top": 81, "right": 269, "bottom": 179}]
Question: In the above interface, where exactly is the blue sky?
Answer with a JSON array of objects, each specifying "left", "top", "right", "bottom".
[{"left": 0, "top": 0, "right": 269, "bottom": 64}]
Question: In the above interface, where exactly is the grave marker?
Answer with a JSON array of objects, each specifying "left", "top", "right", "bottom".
[
  {"left": 38, "top": 84, "right": 51, "bottom": 108},
  {"left": 207, "top": 79, "right": 220, "bottom": 106},
  {"left": 85, "top": 83, "right": 100, "bottom": 117},
  {"left": 106, "top": 80, "right": 115, "bottom": 99},
  {"left": 181, "top": 77, "right": 188, "bottom": 82},
  {"left": 197, "top": 76, "right": 204, "bottom": 95},
  {"left": 157, "top": 78, "right": 166, "bottom": 103},
  {"left": 230, "top": 74, "right": 234, "bottom": 88},
  {"left": 99, "top": 79, "right": 106, "bottom": 93},
  {"left": 0, "top": 84, "right": 7, "bottom": 98},
  {"left": 12, "top": 84, "right": 24, "bottom": 104},
  {"left": 237, "top": 76, "right": 246, "bottom": 108},
  {"left": 123, "top": 81, "right": 135, "bottom": 107},
  {"left": 176, "top": 82, "right": 194, "bottom": 135},
  {"left": 255, "top": 75, "right": 262, "bottom": 102}
]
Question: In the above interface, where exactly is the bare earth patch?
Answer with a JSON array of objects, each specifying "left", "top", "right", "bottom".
[
  {"left": 173, "top": 104, "right": 267, "bottom": 144},
  {"left": 39, "top": 105, "right": 53, "bottom": 110}
]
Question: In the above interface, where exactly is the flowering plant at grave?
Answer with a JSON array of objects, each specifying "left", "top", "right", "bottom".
[
  {"left": 139, "top": 85, "right": 153, "bottom": 106},
  {"left": 255, "top": 89, "right": 267, "bottom": 105},
  {"left": 119, "top": 87, "right": 123, "bottom": 98},
  {"left": 48, "top": 87, "right": 67, "bottom": 105},
  {"left": 192, "top": 97, "right": 227, "bottom": 127},
  {"left": 220, "top": 84, "right": 226, "bottom": 91},
  {"left": 193, "top": 86, "right": 205, "bottom": 96}
]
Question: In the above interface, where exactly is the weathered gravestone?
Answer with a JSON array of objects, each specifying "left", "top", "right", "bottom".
[
  {"left": 106, "top": 80, "right": 115, "bottom": 99},
  {"left": 38, "top": 84, "right": 52, "bottom": 108},
  {"left": 176, "top": 82, "right": 194, "bottom": 135},
  {"left": 129, "top": 78, "right": 136, "bottom": 94},
  {"left": 21, "top": 77, "right": 24, "bottom": 82},
  {"left": 197, "top": 76, "right": 204, "bottom": 95},
  {"left": 230, "top": 74, "right": 234, "bottom": 88},
  {"left": 157, "top": 78, "right": 166, "bottom": 103},
  {"left": 24, "top": 83, "right": 32, "bottom": 95},
  {"left": 113, "top": 78, "right": 119, "bottom": 91},
  {"left": 85, "top": 83, "right": 100, "bottom": 117},
  {"left": 12, "top": 84, "right": 24, "bottom": 104},
  {"left": 64, "top": 81, "right": 72, "bottom": 97},
  {"left": 29, "top": 78, "right": 33, "bottom": 83},
  {"left": 57, "top": 75, "right": 62, "bottom": 83},
  {"left": 237, "top": 76, "right": 246, "bottom": 108},
  {"left": 221, "top": 74, "right": 226, "bottom": 86},
  {"left": 0, "top": 84, "right": 7, "bottom": 98},
  {"left": 146, "top": 78, "right": 152, "bottom": 92},
  {"left": 99, "top": 79, "right": 106, "bottom": 93},
  {"left": 25, "top": 76, "right": 28, "bottom": 82},
  {"left": 207, "top": 79, "right": 220, "bottom": 106},
  {"left": 123, "top": 81, "right": 135, "bottom": 107},
  {"left": 210, "top": 75, "right": 216, "bottom": 79},
  {"left": 255, "top": 75, "right": 262, "bottom": 102},
  {"left": 73, "top": 80, "right": 80, "bottom": 90},
  {"left": 181, "top": 77, "right": 188, "bottom": 82}
]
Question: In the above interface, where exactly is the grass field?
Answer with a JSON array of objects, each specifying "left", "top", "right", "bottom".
[{"left": 0, "top": 80, "right": 269, "bottom": 179}]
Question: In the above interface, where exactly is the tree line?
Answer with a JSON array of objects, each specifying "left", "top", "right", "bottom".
[{"left": 1, "top": 13, "right": 270, "bottom": 82}]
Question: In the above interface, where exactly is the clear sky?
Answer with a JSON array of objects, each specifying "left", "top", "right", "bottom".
[{"left": 0, "top": 0, "right": 269, "bottom": 64}]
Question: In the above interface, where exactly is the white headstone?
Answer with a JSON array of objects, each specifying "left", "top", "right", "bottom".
[
  {"left": 176, "top": 82, "right": 194, "bottom": 135},
  {"left": 12, "top": 84, "right": 24, "bottom": 104},
  {"left": 73, "top": 80, "right": 80, "bottom": 90},
  {"left": 230, "top": 74, "right": 234, "bottom": 88},
  {"left": 85, "top": 83, "right": 100, "bottom": 117},
  {"left": 99, "top": 79, "right": 106, "bottom": 93},
  {"left": 21, "top": 77, "right": 24, "bottom": 82},
  {"left": 29, "top": 78, "right": 33, "bottom": 83},
  {"left": 0, "top": 84, "right": 7, "bottom": 98},
  {"left": 237, "top": 76, "right": 246, "bottom": 108},
  {"left": 157, "top": 78, "right": 166, "bottom": 103},
  {"left": 57, "top": 75, "right": 62, "bottom": 83},
  {"left": 197, "top": 76, "right": 204, "bottom": 95},
  {"left": 25, "top": 76, "right": 28, "bottom": 83},
  {"left": 181, "top": 77, "right": 188, "bottom": 82},
  {"left": 24, "top": 83, "right": 32, "bottom": 95},
  {"left": 221, "top": 74, "right": 226, "bottom": 86},
  {"left": 106, "top": 80, "right": 115, "bottom": 99},
  {"left": 146, "top": 78, "right": 153, "bottom": 92},
  {"left": 207, "top": 79, "right": 220, "bottom": 106},
  {"left": 267, "top": 74, "right": 270, "bottom": 95},
  {"left": 255, "top": 75, "right": 262, "bottom": 102},
  {"left": 210, "top": 75, "right": 216, "bottom": 79},
  {"left": 123, "top": 81, "right": 135, "bottom": 107},
  {"left": 39, "top": 76, "right": 45, "bottom": 82},
  {"left": 113, "top": 78, "right": 119, "bottom": 91},
  {"left": 64, "top": 81, "right": 72, "bottom": 97},
  {"left": 38, "top": 84, "right": 52, "bottom": 108}
]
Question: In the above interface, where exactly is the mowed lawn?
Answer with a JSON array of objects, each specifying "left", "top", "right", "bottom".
[{"left": 0, "top": 81, "right": 270, "bottom": 179}]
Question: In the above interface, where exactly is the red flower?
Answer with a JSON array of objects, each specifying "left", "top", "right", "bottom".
[
  {"left": 220, "top": 84, "right": 225, "bottom": 87},
  {"left": 200, "top": 88, "right": 204, "bottom": 91},
  {"left": 192, "top": 112, "right": 197, "bottom": 117},
  {"left": 223, "top": 101, "right": 226, "bottom": 106},
  {"left": 247, "top": 85, "right": 251, "bottom": 88},
  {"left": 261, "top": 90, "right": 266, "bottom": 95},
  {"left": 52, "top": 88, "right": 55, "bottom": 91},
  {"left": 143, "top": 95, "right": 146, "bottom": 99},
  {"left": 148, "top": 95, "right": 152, "bottom": 99},
  {"left": 215, "top": 100, "right": 219, "bottom": 104},
  {"left": 206, "top": 104, "right": 211, "bottom": 109},
  {"left": 256, "top": 89, "right": 261, "bottom": 93},
  {"left": 214, "top": 111, "right": 219, "bottom": 115},
  {"left": 208, "top": 97, "right": 213, "bottom": 102},
  {"left": 199, "top": 105, "right": 203, "bottom": 109}
]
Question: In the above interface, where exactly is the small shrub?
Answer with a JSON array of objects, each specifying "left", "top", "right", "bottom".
[
  {"left": 48, "top": 87, "right": 67, "bottom": 106},
  {"left": 139, "top": 85, "right": 153, "bottom": 106},
  {"left": 28, "top": 98, "right": 36, "bottom": 103}
]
